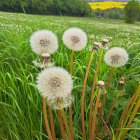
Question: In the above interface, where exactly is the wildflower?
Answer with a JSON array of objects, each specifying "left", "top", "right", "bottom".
[
  {"left": 119, "top": 76, "right": 125, "bottom": 85},
  {"left": 97, "top": 80, "right": 105, "bottom": 89},
  {"left": 30, "top": 30, "right": 58, "bottom": 55},
  {"left": 62, "top": 27, "right": 87, "bottom": 51},
  {"left": 36, "top": 67, "right": 73, "bottom": 108},
  {"left": 103, "top": 36, "right": 112, "bottom": 42},
  {"left": 93, "top": 42, "right": 102, "bottom": 51},
  {"left": 104, "top": 47, "right": 129, "bottom": 67},
  {"left": 102, "top": 38, "right": 109, "bottom": 44},
  {"left": 102, "top": 38, "right": 109, "bottom": 47}
]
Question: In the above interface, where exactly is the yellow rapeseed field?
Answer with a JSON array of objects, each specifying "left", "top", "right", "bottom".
[{"left": 89, "top": 2, "right": 127, "bottom": 10}]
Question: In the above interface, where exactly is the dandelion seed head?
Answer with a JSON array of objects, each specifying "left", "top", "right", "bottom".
[
  {"left": 102, "top": 38, "right": 109, "bottom": 43},
  {"left": 36, "top": 67, "right": 73, "bottom": 98},
  {"left": 93, "top": 42, "right": 102, "bottom": 51},
  {"left": 30, "top": 30, "right": 58, "bottom": 55},
  {"left": 104, "top": 47, "right": 129, "bottom": 67},
  {"left": 98, "top": 81, "right": 105, "bottom": 86},
  {"left": 62, "top": 27, "right": 87, "bottom": 51}
]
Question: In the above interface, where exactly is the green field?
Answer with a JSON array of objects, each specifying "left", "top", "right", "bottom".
[{"left": 0, "top": 12, "right": 140, "bottom": 140}]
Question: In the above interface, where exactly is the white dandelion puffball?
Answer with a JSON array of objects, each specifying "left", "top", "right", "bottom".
[
  {"left": 104, "top": 47, "right": 129, "bottom": 67},
  {"left": 62, "top": 27, "right": 87, "bottom": 51},
  {"left": 36, "top": 67, "right": 73, "bottom": 98},
  {"left": 30, "top": 30, "right": 58, "bottom": 55}
]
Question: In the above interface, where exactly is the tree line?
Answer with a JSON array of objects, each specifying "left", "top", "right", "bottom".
[
  {"left": 91, "top": 0, "right": 140, "bottom": 23},
  {"left": 0, "top": 0, "right": 91, "bottom": 16},
  {"left": 124, "top": 0, "right": 140, "bottom": 23},
  {"left": 0, "top": 0, "right": 140, "bottom": 23}
]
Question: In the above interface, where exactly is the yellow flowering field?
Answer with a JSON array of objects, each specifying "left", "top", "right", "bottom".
[{"left": 89, "top": 2, "right": 127, "bottom": 10}]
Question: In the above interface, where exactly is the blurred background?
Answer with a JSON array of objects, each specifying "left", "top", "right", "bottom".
[{"left": 0, "top": 0, "right": 140, "bottom": 23}]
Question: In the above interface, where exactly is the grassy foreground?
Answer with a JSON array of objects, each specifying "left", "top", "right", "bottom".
[{"left": 0, "top": 12, "right": 140, "bottom": 140}]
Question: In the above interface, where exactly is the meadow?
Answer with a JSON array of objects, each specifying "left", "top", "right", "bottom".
[{"left": 0, "top": 12, "right": 140, "bottom": 140}]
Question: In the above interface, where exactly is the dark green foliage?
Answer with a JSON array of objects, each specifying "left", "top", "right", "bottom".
[
  {"left": 0, "top": 0, "right": 91, "bottom": 16},
  {"left": 124, "top": 0, "right": 140, "bottom": 23}
]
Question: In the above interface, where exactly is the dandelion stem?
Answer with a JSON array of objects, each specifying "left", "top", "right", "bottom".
[
  {"left": 100, "top": 93, "right": 119, "bottom": 140},
  {"left": 81, "top": 50, "right": 95, "bottom": 140},
  {"left": 42, "top": 97, "right": 53, "bottom": 140},
  {"left": 41, "top": 56, "right": 54, "bottom": 140},
  {"left": 99, "top": 114, "right": 112, "bottom": 140},
  {"left": 105, "top": 67, "right": 115, "bottom": 92},
  {"left": 96, "top": 67, "right": 115, "bottom": 137},
  {"left": 115, "top": 85, "right": 140, "bottom": 139},
  {"left": 69, "top": 50, "right": 74, "bottom": 140},
  {"left": 91, "top": 89, "right": 101, "bottom": 140},
  {"left": 57, "top": 110, "right": 66, "bottom": 140},
  {"left": 48, "top": 106, "right": 56, "bottom": 140},
  {"left": 120, "top": 96, "right": 140, "bottom": 140},
  {"left": 70, "top": 50, "right": 74, "bottom": 75},
  {"left": 61, "top": 109, "right": 72, "bottom": 140},
  {"left": 89, "top": 49, "right": 103, "bottom": 139}
]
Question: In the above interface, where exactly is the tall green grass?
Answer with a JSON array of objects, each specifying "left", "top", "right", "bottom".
[{"left": 0, "top": 12, "right": 140, "bottom": 139}]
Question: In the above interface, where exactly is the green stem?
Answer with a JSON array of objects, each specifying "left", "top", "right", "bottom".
[
  {"left": 120, "top": 97, "right": 140, "bottom": 140},
  {"left": 117, "top": 86, "right": 140, "bottom": 139}
]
